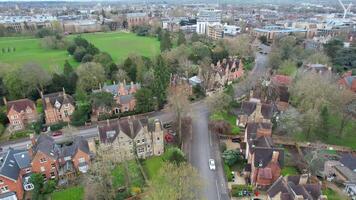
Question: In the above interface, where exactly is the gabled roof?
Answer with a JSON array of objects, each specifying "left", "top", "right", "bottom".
[
  {"left": 253, "top": 147, "right": 284, "bottom": 168},
  {"left": 42, "top": 92, "right": 74, "bottom": 110},
  {"left": 33, "top": 134, "right": 59, "bottom": 159},
  {"left": 61, "top": 136, "right": 90, "bottom": 158},
  {"left": 0, "top": 148, "right": 30, "bottom": 181},
  {"left": 267, "top": 175, "right": 323, "bottom": 200},
  {"left": 240, "top": 101, "right": 274, "bottom": 119},
  {"left": 6, "top": 98, "right": 36, "bottom": 113},
  {"left": 340, "top": 153, "right": 356, "bottom": 171},
  {"left": 98, "top": 117, "right": 148, "bottom": 144},
  {"left": 271, "top": 75, "right": 292, "bottom": 86}
]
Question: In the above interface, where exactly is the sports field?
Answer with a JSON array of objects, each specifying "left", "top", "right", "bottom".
[{"left": 0, "top": 32, "right": 159, "bottom": 70}]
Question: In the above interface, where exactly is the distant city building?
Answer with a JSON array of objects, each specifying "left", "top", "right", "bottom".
[
  {"left": 223, "top": 24, "right": 240, "bottom": 36},
  {"left": 126, "top": 12, "right": 148, "bottom": 28},
  {"left": 253, "top": 25, "right": 307, "bottom": 41},
  {"left": 196, "top": 9, "right": 221, "bottom": 35},
  {"left": 62, "top": 20, "right": 101, "bottom": 34},
  {"left": 0, "top": 15, "right": 56, "bottom": 33}
]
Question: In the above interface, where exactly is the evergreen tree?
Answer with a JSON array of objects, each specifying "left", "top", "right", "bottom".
[
  {"left": 122, "top": 57, "right": 137, "bottom": 82},
  {"left": 134, "top": 88, "right": 155, "bottom": 113},
  {"left": 319, "top": 106, "right": 331, "bottom": 140},
  {"left": 152, "top": 55, "right": 170, "bottom": 108},
  {"left": 191, "top": 32, "right": 199, "bottom": 43},
  {"left": 177, "top": 31, "right": 186, "bottom": 46},
  {"left": 160, "top": 31, "right": 172, "bottom": 52}
]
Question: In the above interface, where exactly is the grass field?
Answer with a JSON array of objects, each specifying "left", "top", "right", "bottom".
[
  {"left": 142, "top": 156, "right": 165, "bottom": 179},
  {"left": 0, "top": 32, "right": 159, "bottom": 70},
  {"left": 51, "top": 186, "right": 84, "bottom": 200}
]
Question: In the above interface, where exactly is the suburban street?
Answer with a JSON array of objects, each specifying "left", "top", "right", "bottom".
[{"left": 189, "top": 102, "right": 230, "bottom": 200}]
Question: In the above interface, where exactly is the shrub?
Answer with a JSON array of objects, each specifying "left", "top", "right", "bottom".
[
  {"left": 163, "top": 147, "right": 186, "bottom": 164},
  {"left": 0, "top": 123, "right": 5, "bottom": 134},
  {"left": 224, "top": 163, "right": 233, "bottom": 181},
  {"left": 49, "top": 122, "right": 67, "bottom": 131},
  {"left": 81, "top": 54, "right": 93, "bottom": 63},
  {"left": 67, "top": 43, "right": 77, "bottom": 55},
  {"left": 130, "top": 187, "right": 141, "bottom": 195}
]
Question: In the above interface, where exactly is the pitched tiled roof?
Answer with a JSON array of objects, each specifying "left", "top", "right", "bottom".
[
  {"left": 267, "top": 175, "right": 323, "bottom": 200},
  {"left": 33, "top": 134, "right": 59, "bottom": 159},
  {"left": 340, "top": 153, "right": 356, "bottom": 171},
  {"left": 98, "top": 117, "right": 149, "bottom": 143},
  {"left": 42, "top": 92, "right": 74, "bottom": 110},
  {"left": 61, "top": 136, "right": 90, "bottom": 158},
  {"left": 253, "top": 147, "right": 284, "bottom": 168},
  {"left": 271, "top": 75, "right": 292, "bottom": 86},
  {"left": 6, "top": 98, "right": 36, "bottom": 113},
  {"left": 0, "top": 148, "right": 30, "bottom": 181},
  {"left": 241, "top": 101, "right": 274, "bottom": 119}
]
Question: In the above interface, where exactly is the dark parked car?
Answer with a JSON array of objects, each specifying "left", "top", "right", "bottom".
[
  {"left": 231, "top": 138, "right": 241, "bottom": 143},
  {"left": 52, "top": 131, "right": 63, "bottom": 137}
]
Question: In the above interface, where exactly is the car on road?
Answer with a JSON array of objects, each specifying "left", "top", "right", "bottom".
[
  {"left": 52, "top": 131, "right": 63, "bottom": 137},
  {"left": 209, "top": 159, "right": 216, "bottom": 170}
]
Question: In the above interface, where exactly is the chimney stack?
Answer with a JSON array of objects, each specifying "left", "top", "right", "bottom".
[
  {"left": 40, "top": 91, "right": 44, "bottom": 98},
  {"left": 271, "top": 151, "right": 279, "bottom": 163},
  {"left": 27, "top": 144, "right": 33, "bottom": 158},
  {"left": 2, "top": 97, "right": 7, "bottom": 105},
  {"left": 154, "top": 119, "right": 161, "bottom": 132}
]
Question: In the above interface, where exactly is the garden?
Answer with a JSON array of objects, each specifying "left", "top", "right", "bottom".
[{"left": 51, "top": 186, "right": 84, "bottom": 200}]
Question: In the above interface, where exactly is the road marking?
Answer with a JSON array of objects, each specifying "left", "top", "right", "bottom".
[{"left": 215, "top": 180, "right": 221, "bottom": 200}]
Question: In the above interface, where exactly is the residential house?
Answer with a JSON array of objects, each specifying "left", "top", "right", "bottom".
[
  {"left": 271, "top": 75, "right": 292, "bottom": 111},
  {"left": 267, "top": 175, "right": 327, "bottom": 200},
  {"left": 242, "top": 122, "right": 284, "bottom": 188},
  {"left": 29, "top": 134, "right": 60, "bottom": 180},
  {"left": 4, "top": 98, "right": 38, "bottom": 131},
  {"left": 29, "top": 134, "right": 91, "bottom": 182},
  {"left": 236, "top": 99, "right": 274, "bottom": 128},
  {"left": 58, "top": 136, "right": 91, "bottom": 184},
  {"left": 92, "top": 81, "right": 140, "bottom": 120},
  {"left": 41, "top": 90, "right": 75, "bottom": 125},
  {"left": 97, "top": 117, "right": 164, "bottom": 161},
  {"left": 0, "top": 148, "right": 33, "bottom": 200},
  {"left": 324, "top": 154, "right": 356, "bottom": 192},
  {"left": 339, "top": 71, "right": 356, "bottom": 93},
  {"left": 208, "top": 58, "right": 244, "bottom": 89},
  {"left": 304, "top": 63, "right": 332, "bottom": 75}
]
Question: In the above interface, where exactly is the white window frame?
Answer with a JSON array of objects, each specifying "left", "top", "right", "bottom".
[{"left": 0, "top": 185, "right": 9, "bottom": 193}]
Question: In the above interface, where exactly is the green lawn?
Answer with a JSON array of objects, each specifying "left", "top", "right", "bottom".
[
  {"left": 281, "top": 166, "right": 299, "bottom": 176},
  {"left": 78, "top": 32, "right": 160, "bottom": 63},
  {"left": 51, "top": 186, "right": 84, "bottom": 200},
  {"left": 0, "top": 32, "right": 159, "bottom": 70},
  {"left": 127, "top": 160, "right": 145, "bottom": 188},
  {"left": 112, "top": 164, "right": 126, "bottom": 187},
  {"left": 210, "top": 112, "right": 240, "bottom": 135},
  {"left": 142, "top": 156, "right": 165, "bottom": 179}
]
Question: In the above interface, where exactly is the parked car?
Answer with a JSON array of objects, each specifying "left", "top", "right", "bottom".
[
  {"left": 231, "top": 138, "right": 241, "bottom": 143},
  {"left": 209, "top": 159, "right": 216, "bottom": 170},
  {"left": 52, "top": 131, "right": 63, "bottom": 137}
]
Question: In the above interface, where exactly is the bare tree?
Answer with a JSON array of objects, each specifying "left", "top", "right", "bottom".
[
  {"left": 167, "top": 83, "right": 190, "bottom": 144},
  {"left": 198, "top": 57, "right": 213, "bottom": 92},
  {"left": 144, "top": 163, "right": 203, "bottom": 200}
]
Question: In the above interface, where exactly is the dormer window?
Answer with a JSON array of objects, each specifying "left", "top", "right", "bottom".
[
  {"left": 54, "top": 100, "right": 61, "bottom": 108},
  {"left": 40, "top": 158, "right": 47, "bottom": 163}
]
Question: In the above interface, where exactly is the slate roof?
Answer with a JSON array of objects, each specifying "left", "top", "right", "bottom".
[
  {"left": 33, "top": 134, "right": 59, "bottom": 159},
  {"left": 0, "top": 148, "right": 30, "bottom": 181},
  {"left": 98, "top": 117, "right": 150, "bottom": 143},
  {"left": 240, "top": 101, "right": 274, "bottom": 119},
  {"left": 42, "top": 92, "right": 74, "bottom": 110},
  {"left": 0, "top": 192, "right": 17, "bottom": 199},
  {"left": 120, "top": 94, "right": 133, "bottom": 104},
  {"left": 93, "top": 83, "right": 141, "bottom": 96},
  {"left": 6, "top": 98, "right": 36, "bottom": 113},
  {"left": 340, "top": 153, "right": 356, "bottom": 171},
  {"left": 253, "top": 147, "right": 284, "bottom": 168},
  {"left": 267, "top": 175, "right": 323, "bottom": 200},
  {"left": 61, "top": 136, "right": 90, "bottom": 158}
]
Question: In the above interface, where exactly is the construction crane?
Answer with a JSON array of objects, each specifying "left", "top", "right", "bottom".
[{"left": 337, "top": 0, "right": 352, "bottom": 19}]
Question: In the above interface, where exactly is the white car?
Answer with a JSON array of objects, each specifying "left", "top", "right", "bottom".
[{"left": 209, "top": 159, "right": 216, "bottom": 170}]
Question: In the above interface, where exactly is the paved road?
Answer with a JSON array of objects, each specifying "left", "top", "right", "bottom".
[{"left": 188, "top": 102, "right": 229, "bottom": 200}]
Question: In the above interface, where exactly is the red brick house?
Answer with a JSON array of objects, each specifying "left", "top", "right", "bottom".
[
  {"left": 29, "top": 134, "right": 59, "bottom": 180},
  {"left": 209, "top": 58, "right": 244, "bottom": 89},
  {"left": 0, "top": 148, "right": 32, "bottom": 200},
  {"left": 29, "top": 134, "right": 91, "bottom": 183},
  {"left": 92, "top": 81, "right": 140, "bottom": 120},
  {"left": 41, "top": 90, "right": 75, "bottom": 125},
  {"left": 4, "top": 98, "right": 38, "bottom": 131}
]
